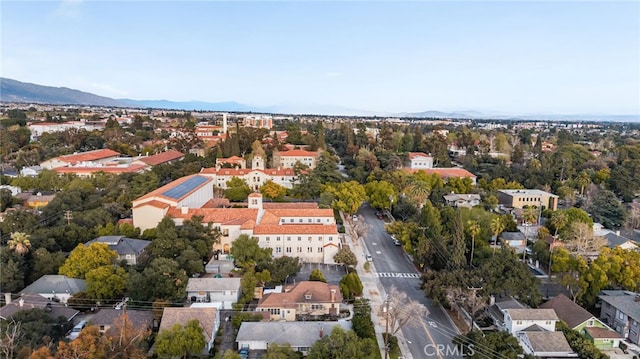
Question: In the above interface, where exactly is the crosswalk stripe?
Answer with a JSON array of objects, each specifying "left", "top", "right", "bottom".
[{"left": 376, "top": 272, "right": 420, "bottom": 278}]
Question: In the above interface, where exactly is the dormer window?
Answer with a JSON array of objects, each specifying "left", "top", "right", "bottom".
[{"left": 305, "top": 294, "right": 312, "bottom": 300}]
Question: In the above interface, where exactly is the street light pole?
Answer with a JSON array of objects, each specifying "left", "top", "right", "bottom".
[{"left": 384, "top": 296, "right": 390, "bottom": 359}]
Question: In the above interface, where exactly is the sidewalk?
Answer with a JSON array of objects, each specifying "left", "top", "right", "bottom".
[{"left": 344, "top": 218, "right": 413, "bottom": 359}]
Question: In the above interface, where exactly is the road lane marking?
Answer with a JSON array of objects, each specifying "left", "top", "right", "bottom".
[
  {"left": 376, "top": 272, "right": 420, "bottom": 278},
  {"left": 417, "top": 313, "right": 443, "bottom": 359}
]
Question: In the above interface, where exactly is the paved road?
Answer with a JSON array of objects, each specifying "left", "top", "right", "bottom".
[{"left": 357, "top": 203, "right": 462, "bottom": 359}]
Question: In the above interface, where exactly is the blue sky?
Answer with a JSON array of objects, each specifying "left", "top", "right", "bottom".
[{"left": 2, "top": 0, "right": 639, "bottom": 115}]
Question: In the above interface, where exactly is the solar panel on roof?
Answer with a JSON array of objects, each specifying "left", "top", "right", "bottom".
[{"left": 162, "top": 175, "right": 209, "bottom": 199}]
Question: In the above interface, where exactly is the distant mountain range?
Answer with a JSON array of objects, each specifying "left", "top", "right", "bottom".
[{"left": 1, "top": 78, "right": 638, "bottom": 122}]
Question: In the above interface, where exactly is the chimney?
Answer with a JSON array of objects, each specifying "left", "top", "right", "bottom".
[
  {"left": 18, "top": 298, "right": 24, "bottom": 307},
  {"left": 181, "top": 206, "right": 188, "bottom": 215},
  {"left": 319, "top": 326, "right": 324, "bottom": 338},
  {"left": 4, "top": 293, "right": 11, "bottom": 304},
  {"left": 330, "top": 289, "right": 336, "bottom": 302}
]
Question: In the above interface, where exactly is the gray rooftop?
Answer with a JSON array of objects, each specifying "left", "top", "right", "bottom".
[
  {"left": 87, "top": 236, "right": 151, "bottom": 255},
  {"left": 186, "top": 277, "right": 241, "bottom": 292},
  {"left": 20, "top": 275, "right": 86, "bottom": 295},
  {"left": 506, "top": 309, "right": 558, "bottom": 321},
  {"left": 236, "top": 321, "right": 352, "bottom": 347},
  {"left": 90, "top": 308, "right": 153, "bottom": 331},
  {"left": 604, "top": 233, "right": 638, "bottom": 249},
  {"left": 598, "top": 291, "right": 640, "bottom": 321},
  {"left": 0, "top": 294, "right": 79, "bottom": 321},
  {"left": 523, "top": 331, "right": 574, "bottom": 353},
  {"left": 498, "top": 189, "right": 558, "bottom": 198}
]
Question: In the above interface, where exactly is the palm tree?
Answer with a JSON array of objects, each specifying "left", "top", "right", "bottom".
[
  {"left": 550, "top": 211, "right": 568, "bottom": 237},
  {"left": 490, "top": 217, "right": 506, "bottom": 255},
  {"left": 404, "top": 179, "right": 431, "bottom": 208},
  {"left": 8, "top": 232, "right": 31, "bottom": 256},
  {"left": 467, "top": 220, "right": 481, "bottom": 268}
]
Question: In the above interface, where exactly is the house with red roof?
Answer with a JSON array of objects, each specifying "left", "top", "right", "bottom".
[{"left": 41, "top": 149, "right": 120, "bottom": 169}]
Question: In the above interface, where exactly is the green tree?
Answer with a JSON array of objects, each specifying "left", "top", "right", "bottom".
[
  {"left": 258, "top": 256, "right": 301, "bottom": 284},
  {"left": 155, "top": 320, "right": 206, "bottom": 359},
  {"left": 0, "top": 188, "right": 13, "bottom": 212},
  {"left": 265, "top": 343, "right": 300, "bottom": 359},
  {"left": 490, "top": 217, "right": 506, "bottom": 254},
  {"left": 339, "top": 272, "right": 363, "bottom": 300},
  {"left": 333, "top": 247, "right": 358, "bottom": 268},
  {"left": 230, "top": 234, "right": 273, "bottom": 269},
  {"left": 308, "top": 326, "right": 378, "bottom": 359},
  {"left": 260, "top": 180, "right": 288, "bottom": 200},
  {"left": 222, "top": 349, "right": 242, "bottom": 359},
  {"left": 450, "top": 211, "right": 466, "bottom": 269},
  {"left": 323, "top": 181, "right": 367, "bottom": 216},
  {"left": 589, "top": 189, "right": 627, "bottom": 229},
  {"left": 557, "top": 321, "right": 608, "bottom": 359},
  {"left": 364, "top": 180, "right": 396, "bottom": 211},
  {"left": 351, "top": 299, "right": 376, "bottom": 340},
  {"left": 127, "top": 257, "right": 188, "bottom": 301},
  {"left": 30, "top": 248, "right": 66, "bottom": 282},
  {"left": 58, "top": 242, "right": 118, "bottom": 279},
  {"left": 85, "top": 265, "right": 129, "bottom": 300},
  {"left": 224, "top": 177, "right": 252, "bottom": 202},
  {"left": 309, "top": 269, "right": 327, "bottom": 282},
  {"left": 453, "top": 330, "right": 523, "bottom": 359}
]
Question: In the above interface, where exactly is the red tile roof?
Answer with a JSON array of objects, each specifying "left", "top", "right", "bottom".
[
  {"left": 168, "top": 207, "right": 259, "bottom": 227},
  {"left": 199, "top": 168, "right": 296, "bottom": 176},
  {"left": 217, "top": 156, "right": 244, "bottom": 164},
  {"left": 133, "top": 200, "right": 171, "bottom": 209},
  {"left": 262, "top": 203, "right": 318, "bottom": 209},
  {"left": 56, "top": 149, "right": 120, "bottom": 163},
  {"left": 258, "top": 281, "right": 342, "bottom": 308},
  {"left": 277, "top": 149, "right": 318, "bottom": 157},
  {"left": 409, "top": 152, "right": 431, "bottom": 160},
  {"left": 137, "top": 150, "right": 184, "bottom": 166}
]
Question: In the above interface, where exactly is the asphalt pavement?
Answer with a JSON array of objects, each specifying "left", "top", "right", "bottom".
[{"left": 351, "top": 203, "right": 462, "bottom": 359}]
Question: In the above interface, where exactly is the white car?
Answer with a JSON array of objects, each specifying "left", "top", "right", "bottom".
[
  {"left": 366, "top": 255, "right": 373, "bottom": 262},
  {"left": 66, "top": 320, "right": 87, "bottom": 340}
]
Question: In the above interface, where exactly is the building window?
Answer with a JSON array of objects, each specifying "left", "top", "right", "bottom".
[
  {"left": 298, "top": 236, "right": 302, "bottom": 241},
  {"left": 286, "top": 247, "right": 292, "bottom": 253},
  {"left": 329, "top": 236, "right": 333, "bottom": 241},
  {"left": 308, "top": 236, "right": 312, "bottom": 241},
  {"left": 276, "top": 237, "right": 281, "bottom": 241},
  {"left": 297, "top": 247, "right": 302, "bottom": 253},
  {"left": 307, "top": 247, "right": 313, "bottom": 253},
  {"left": 318, "top": 247, "right": 323, "bottom": 253},
  {"left": 311, "top": 304, "right": 323, "bottom": 310},
  {"left": 299, "top": 219, "right": 303, "bottom": 223},
  {"left": 287, "top": 237, "right": 291, "bottom": 241},
  {"left": 275, "top": 247, "right": 282, "bottom": 253},
  {"left": 316, "top": 219, "right": 321, "bottom": 223},
  {"left": 516, "top": 321, "right": 522, "bottom": 325},
  {"left": 318, "top": 236, "right": 322, "bottom": 241},
  {"left": 266, "top": 237, "right": 270, "bottom": 242},
  {"left": 619, "top": 312, "right": 625, "bottom": 320}
]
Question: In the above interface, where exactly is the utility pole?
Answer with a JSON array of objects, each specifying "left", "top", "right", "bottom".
[
  {"left": 64, "top": 210, "right": 73, "bottom": 225},
  {"left": 384, "top": 296, "right": 390, "bottom": 359},
  {"left": 467, "top": 287, "right": 482, "bottom": 332},
  {"left": 118, "top": 297, "right": 129, "bottom": 348}
]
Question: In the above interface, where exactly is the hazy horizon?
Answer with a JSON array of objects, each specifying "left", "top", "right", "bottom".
[{"left": 2, "top": 1, "right": 639, "bottom": 116}]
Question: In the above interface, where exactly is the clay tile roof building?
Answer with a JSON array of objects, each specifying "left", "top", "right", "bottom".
[
  {"left": 272, "top": 149, "right": 320, "bottom": 169},
  {"left": 41, "top": 149, "right": 120, "bottom": 169},
  {"left": 134, "top": 150, "right": 184, "bottom": 166},
  {"left": 257, "top": 281, "right": 342, "bottom": 321}
]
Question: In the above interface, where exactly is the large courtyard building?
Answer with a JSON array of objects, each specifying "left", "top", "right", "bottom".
[
  {"left": 498, "top": 189, "right": 559, "bottom": 211},
  {"left": 132, "top": 176, "right": 340, "bottom": 264}
]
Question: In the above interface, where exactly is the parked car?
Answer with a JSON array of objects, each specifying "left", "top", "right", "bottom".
[
  {"left": 394, "top": 239, "right": 401, "bottom": 246},
  {"left": 366, "top": 254, "right": 373, "bottom": 262},
  {"left": 66, "top": 320, "right": 87, "bottom": 340},
  {"left": 375, "top": 211, "right": 384, "bottom": 219}
]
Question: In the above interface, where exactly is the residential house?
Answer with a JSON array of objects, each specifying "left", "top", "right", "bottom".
[
  {"left": 598, "top": 290, "right": 640, "bottom": 344},
  {"left": 0, "top": 185, "right": 21, "bottom": 196},
  {"left": 186, "top": 278, "right": 242, "bottom": 309},
  {"left": 487, "top": 296, "right": 527, "bottom": 331},
  {"left": 405, "top": 167, "right": 478, "bottom": 185},
  {"left": 497, "top": 189, "right": 559, "bottom": 211},
  {"left": 159, "top": 307, "right": 219, "bottom": 354},
  {"left": 20, "top": 166, "right": 42, "bottom": 177},
  {"left": 504, "top": 309, "right": 577, "bottom": 358},
  {"left": 603, "top": 232, "right": 639, "bottom": 250},
  {"left": 90, "top": 308, "right": 154, "bottom": 334},
  {"left": 19, "top": 275, "right": 86, "bottom": 304},
  {"left": 86, "top": 235, "right": 151, "bottom": 265},
  {"left": 236, "top": 321, "right": 352, "bottom": 355},
  {"left": 25, "top": 193, "right": 56, "bottom": 209},
  {"left": 131, "top": 150, "right": 184, "bottom": 167},
  {"left": 540, "top": 294, "right": 621, "bottom": 349},
  {"left": 503, "top": 309, "right": 558, "bottom": 334},
  {"left": 256, "top": 281, "right": 342, "bottom": 321},
  {"left": 443, "top": 193, "right": 481, "bottom": 208},
  {"left": 272, "top": 149, "right": 320, "bottom": 170},
  {"left": 499, "top": 232, "right": 527, "bottom": 254},
  {"left": 516, "top": 330, "right": 578, "bottom": 358},
  {"left": 0, "top": 294, "right": 79, "bottom": 322},
  {"left": 408, "top": 152, "right": 434, "bottom": 169}
]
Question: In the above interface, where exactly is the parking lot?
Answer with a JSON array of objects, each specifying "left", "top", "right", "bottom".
[{"left": 294, "top": 263, "right": 347, "bottom": 285}]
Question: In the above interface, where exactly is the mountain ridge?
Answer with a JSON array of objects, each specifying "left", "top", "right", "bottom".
[{"left": 1, "top": 78, "right": 638, "bottom": 122}]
